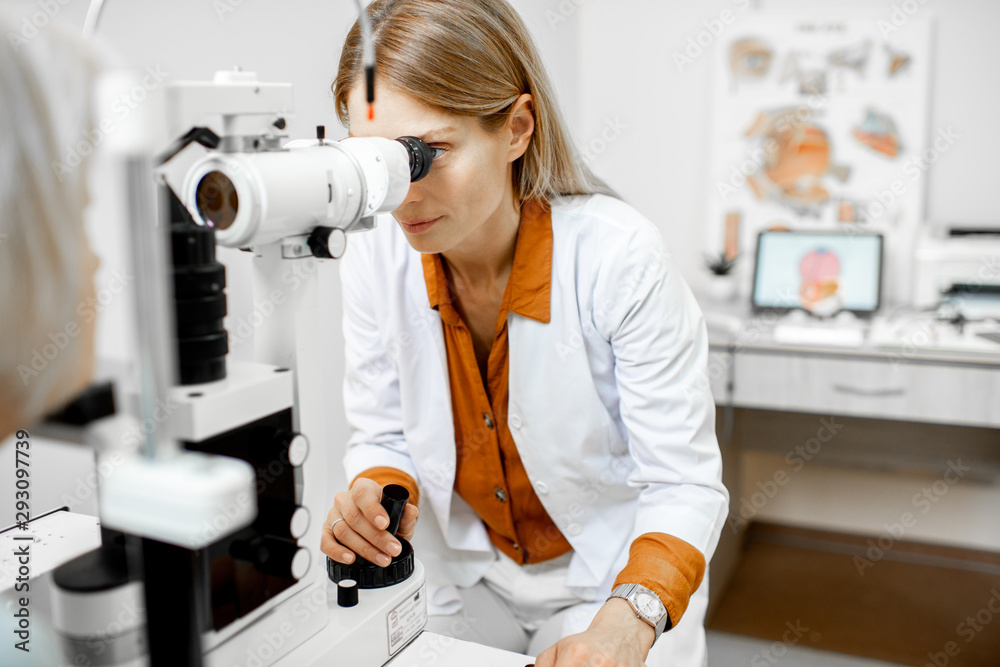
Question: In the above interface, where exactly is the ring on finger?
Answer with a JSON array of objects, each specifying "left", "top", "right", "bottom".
[{"left": 330, "top": 517, "right": 345, "bottom": 534}]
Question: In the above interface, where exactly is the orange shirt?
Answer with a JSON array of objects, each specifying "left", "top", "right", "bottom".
[
  {"left": 420, "top": 199, "right": 571, "bottom": 566},
  {"left": 352, "top": 201, "right": 705, "bottom": 626}
]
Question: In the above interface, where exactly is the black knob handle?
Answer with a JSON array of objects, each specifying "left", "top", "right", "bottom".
[
  {"left": 326, "top": 486, "right": 415, "bottom": 589},
  {"left": 338, "top": 579, "right": 359, "bottom": 608},
  {"left": 307, "top": 226, "right": 347, "bottom": 259},
  {"left": 380, "top": 484, "right": 409, "bottom": 536}
]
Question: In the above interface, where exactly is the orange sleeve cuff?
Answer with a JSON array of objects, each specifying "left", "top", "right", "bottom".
[
  {"left": 612, "top": 532, "right": 706, "bottom": 629},
  {"left": 349, "top": 467, "right": 420, "bottom": 508}
]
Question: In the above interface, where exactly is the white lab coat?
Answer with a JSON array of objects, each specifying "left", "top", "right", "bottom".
[{"left": 339, "top": 194, "right": 729, "bottom": 655}]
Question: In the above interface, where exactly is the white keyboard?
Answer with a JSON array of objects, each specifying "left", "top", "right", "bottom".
[
  {"left": 771, "top": 310, "right": 867, "bottom": 347},
  {"left": 772, "top": 323, "right": 866, "bottom": 347}
]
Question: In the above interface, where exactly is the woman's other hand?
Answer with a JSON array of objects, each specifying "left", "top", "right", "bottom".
[
  {"left": 320, "top": 478, "right": 419, "bottom": 568},
  {"left": 533, "top": 598, "right": 654, "bottom": 667}
]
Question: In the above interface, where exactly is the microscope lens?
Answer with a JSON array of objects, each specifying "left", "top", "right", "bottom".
[{"left": 196, "top": 171, "right": 239, "bottom": 230}]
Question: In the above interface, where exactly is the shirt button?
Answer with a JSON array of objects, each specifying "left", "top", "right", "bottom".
[
  {"left": 567, "top": 523, "right": 582, "bottom": 536},
  {"left": 494, "top": 487, "right": 508, "bottom": 502},
  {"left": 483, "top": 413, "right": 494, "bottom": 430},
  {"left": 509, "top": 414, "right": 522, "bottom": 429},
  {"left": 512, "top": 542, "right": 520, "bottom": 551},
  {"left": 534, "top": 481, "right": 549, "bottom": 495}
]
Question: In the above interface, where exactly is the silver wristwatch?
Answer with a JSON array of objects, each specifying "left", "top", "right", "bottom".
[{"left": 607, "top": 583, "right": 670, "bottom": 643}]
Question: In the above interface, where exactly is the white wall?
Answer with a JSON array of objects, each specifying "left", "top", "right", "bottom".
[
  {"left": 577, "top": 0, "right": 1000, "bottom": 290},
  {"left": 764, "top": 0, "right": 1000, "bottom": 229}
]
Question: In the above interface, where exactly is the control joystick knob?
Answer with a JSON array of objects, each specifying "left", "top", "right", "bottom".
[
  {"left": 328, "top": 484, "right": 415, "bottom": 588},
  {"left": 379, "top": 483, "right": 408, "bottom": 536}
]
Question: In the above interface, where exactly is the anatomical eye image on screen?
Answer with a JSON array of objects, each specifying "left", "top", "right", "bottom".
[
  {"left": 799, "top": 248, "right": 843, "bottom": 316},
  {"left": 753, "top": 232, "right": 883, "bottom": 316}
]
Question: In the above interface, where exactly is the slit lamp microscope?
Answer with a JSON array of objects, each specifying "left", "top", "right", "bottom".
[{"left": 2, "top": 8, "right": 535, "bottom": 665}]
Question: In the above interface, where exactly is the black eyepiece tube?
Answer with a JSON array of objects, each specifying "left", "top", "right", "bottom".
[
  {"left": 396, "top": 136, "right": 434, "bottom": 182},
  {"left": 380, "top": 484, "right": 410, "bottom": 536}
]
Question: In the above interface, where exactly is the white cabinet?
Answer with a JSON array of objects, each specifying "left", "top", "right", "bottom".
[{"left": 730, "top": 351, "right": 1000, "bottom": 428}]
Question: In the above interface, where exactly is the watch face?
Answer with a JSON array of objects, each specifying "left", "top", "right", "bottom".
[{"left": 634, "top": 592, "right": 664, "bottom": 618}]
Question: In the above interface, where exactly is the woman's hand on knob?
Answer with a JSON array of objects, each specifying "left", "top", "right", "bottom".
[{"left": 321, "top": 478, "right": 419, "bottom": 568}]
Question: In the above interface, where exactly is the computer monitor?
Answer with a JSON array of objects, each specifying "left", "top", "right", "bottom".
[{"left": 752, "top": 230, "right": 884, "bottom": 315}]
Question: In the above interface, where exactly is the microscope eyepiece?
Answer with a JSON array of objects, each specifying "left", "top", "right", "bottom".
[
  {"left": 396, "top": 136, "right": 434, "bottom": 182},
  {"left": 185, "top": 135, "right": 419, "bottom": 247}
]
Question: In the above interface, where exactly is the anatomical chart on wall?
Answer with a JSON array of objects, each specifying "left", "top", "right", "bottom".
[{"left": 705, "top": 15, "right": 932, "bottom": 300}]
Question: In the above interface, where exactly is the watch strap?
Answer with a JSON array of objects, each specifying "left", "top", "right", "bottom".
[{"left": 608, "top": 583, "right": 670, "bottom": 643}]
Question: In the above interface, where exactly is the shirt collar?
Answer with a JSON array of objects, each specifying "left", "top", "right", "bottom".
[{"left": 421, "top": 200, "right": 552, "bottom": 325}]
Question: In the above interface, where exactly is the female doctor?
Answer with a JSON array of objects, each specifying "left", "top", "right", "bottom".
[{"left": 319, "top": 1, "right": 729, "bottom": 665}]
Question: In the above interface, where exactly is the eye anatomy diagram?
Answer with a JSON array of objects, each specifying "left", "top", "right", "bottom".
[
  {"left": 799, "top": 247, "right": 844, "bottom": 316},
  {"left": 706, "top": 16, "right": 932, "bottom": 296},
  {"left": 743, "top": 107, "right": 851, "bottom": 216}
]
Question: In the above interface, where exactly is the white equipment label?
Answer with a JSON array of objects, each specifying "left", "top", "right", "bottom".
[{"left": 387, "top": 583, "right": 427, "bottom": 656}]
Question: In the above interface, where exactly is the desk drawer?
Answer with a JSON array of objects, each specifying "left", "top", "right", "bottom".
[{"left": 732, "top": 352, "right": 1000, "bottom": 428}]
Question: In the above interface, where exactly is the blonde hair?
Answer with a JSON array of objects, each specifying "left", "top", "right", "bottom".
[
  {"left": 333, "top": 0, "right": 616, "bottom": 205},
  {"left": 0, "top": 12, "right": 101, "bottom": 424}
]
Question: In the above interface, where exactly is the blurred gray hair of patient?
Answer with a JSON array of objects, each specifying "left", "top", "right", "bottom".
[{"left": 0, "top": 10, "right": 103, "bottom": 426}]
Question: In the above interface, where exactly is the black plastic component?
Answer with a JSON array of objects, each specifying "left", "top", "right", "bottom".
[
  {"left": 944, "top": 283, "right": 1000, "bottom": 295},
  {"left": 948, "top": 228, "right": 1000, "bottom": 237},
  {"left": 142, "top": 538, "right": 206, "bottom": 667},
  {"left": 307, "top": 226, "right": 339, "bottom": 259},
  {"left": 230, "top": 536, "right": 269, "bottom": 566},
  {"left": 258, "top": 539, "right": 306, "bottom": 580},
  {"left": 273, "top": 118, "right": 286, "bottom": 130},
  {"left": 327, "top": 538, "right": 414, "bottom": 588},
  {"left": 256, "top": 499, "right": 307, "bottom": 540},
  {"left": 231, "top": 536, "right": 306, "bottom": 580},
  {"left": 44, "top": 381, "right": 116, "bottom": 426},
  {"left": 381, "top": 484, "right": 408, "bottom": 536},
  {"left": 53, "top": 527, "right": 131, "bottom": 593},
  {"left": 316, "top": 125, "right": 326, "bottom": 142},
  {"left": 338, "top": 579, "right": 359, "bottom": 607},
  {"left": 166, "top": 186, "right": 228, "bottom": 385},
  {"left": 396, "top": 136, "right": 434, "bottom": 182},
  {"left": 157, "top": 127, "right": 221, "bottom": 166},
  {"left": 365, "top": 65, "right": 376, "bottom": 104}
]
